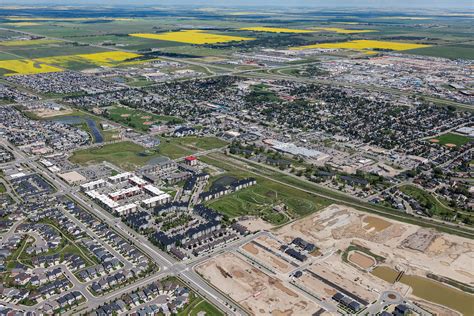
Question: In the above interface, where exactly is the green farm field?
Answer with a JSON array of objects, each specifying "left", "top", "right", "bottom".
[{"left": 405, "top": 44, "right": 474, "bottom": 60}]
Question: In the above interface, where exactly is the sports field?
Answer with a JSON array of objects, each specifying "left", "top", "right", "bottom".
[
  {"left": 430, "top": 133, "right": 472, "bottom": 147},
  {"left": 130, "top": 30, "right": 255, "bottom": 44}
]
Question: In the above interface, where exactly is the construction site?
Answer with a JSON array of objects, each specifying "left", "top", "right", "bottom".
[{"left": 194, "top": 204, "right": 473, "bottom": 315}]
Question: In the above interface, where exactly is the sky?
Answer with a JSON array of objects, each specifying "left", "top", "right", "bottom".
[{"left": 6, "top": 0, "right": 474, "bottom": 9}]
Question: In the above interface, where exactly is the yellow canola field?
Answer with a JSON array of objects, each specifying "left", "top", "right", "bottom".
[
  {"left": 36, "top": 51, "right": 141, "bottom": 67},
  {"left": 0, "top": 51, "right": 140, "bottom": 76},
  {"left": 0, "top": 39, "right": 61, "bottom": 46},
  {"left": 239, "top": 26, "right": 315, "bottom": 33},
  {"left": 312, "top": 27, "right": 376, "bottom": 34},
  {"left": 130, "top": 30, "right": 255, "bottom": 44},
  {"left": 291, "top": 40, "right": 431, "bottom": 52},
  {"left": 0, "top": 59, "right": 62, "bottom": 75}
]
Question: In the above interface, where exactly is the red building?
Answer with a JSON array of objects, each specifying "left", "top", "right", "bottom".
[{"left": 184, "top": 155, "right": 198, "bottom": 166}]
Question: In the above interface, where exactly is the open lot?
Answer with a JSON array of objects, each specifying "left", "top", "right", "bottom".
[
  {"left": 69, "top": 141, "right": 161, "bottom": 170},
  {"left": 178, "top": 297, "right": 224, "bottom": 316},
  {"left": 106, "top": 105, "right": 181, "bottom": 132},
  {"left": 241, "top": 239, "right": 293, "bottom": 273},
  {"left": 156, "top": 136, "right": 228, "bottom": 159},
  {"left": 169, "top": 136, "right": 228, "bottom": 151},
  {"left": 208, "top": 176, "right": 330, "bottom": 224},
  {"left": 195, "top": 251, "right": 320, "bottom": 315}
]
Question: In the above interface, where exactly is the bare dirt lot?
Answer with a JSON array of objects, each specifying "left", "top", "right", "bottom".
[
  {"left": 305, "top": 254, "right": 380, "bottom": 303},
  {"left": 363, "top": 216, "right": 392, "bottom": 232},
  {"left": 238, "top": 217, "right": 275, "bottom": 232},
  {"left": 195, "top": 252, "right": 320, "bottom": 315},
  {"left": 30, "top": 107, "right": 74, "bottom": 118},
  {"left": 241, "top": 240, "right": 293, "bottom": 273}
]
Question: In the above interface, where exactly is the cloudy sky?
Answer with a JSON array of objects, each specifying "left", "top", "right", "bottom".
[{"left": 8, "top": 0, "right": 473, "bottom": 9}]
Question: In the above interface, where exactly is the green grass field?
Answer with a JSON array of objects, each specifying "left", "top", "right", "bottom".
[
  {"left": 399, "top": 185, "right": 454, "bottom": 218},
  {"left": 0, "top": 183, "right": 6, "bottom": 193},
  {"left": 430, "top": 133, "right": 472, "bottom": 147},
  {"left": 106, "top": 105, "right": 182, "bottom": 132},
  {"left": 157, "top": 136, "right": 228, "bottom": 159},
  {"left": 202, "top": 155, "right": 331, "bottom": 224},
  {"left": 157, "top": 138, "right": 195, "bottom": 159},
  {"left": 188, "top": 300, "right": 224, "bottom": 316},
  {"left": 170, "top": 136, "right": 229, "bottom": 150},
  {"left": 69, "top": 141, "right": 161, "bottom": 170},
  {"left": 176, "top": 295, "right": 223, "bottom": 316}
]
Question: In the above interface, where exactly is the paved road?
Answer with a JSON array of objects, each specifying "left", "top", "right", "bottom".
[
  {"left": 1, "top": 138, "right": 247, "bottom": 315},
  {"left": 3, "top": 25, "right": 469, "bottom": 113},
  {"left": 3, "top": 148, "right": 320, "bottom": 315}
]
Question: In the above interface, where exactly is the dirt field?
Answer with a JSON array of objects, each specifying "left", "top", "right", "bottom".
[
  {"left": 242, "top": 241, "right": 293, "bottom": 273},
  {"left": 348, "top": 251, "right": 376, "bottom": 269},
  {"left": 238, "top": 217, "right": 275, "bottom": 232},
  {"left": 30, "top": 107, "right": 74, "bottom": 118},
  {"left": 253, "top": 235, "right": 288, "bottom": 255},
  {"left": 363, "top": 216, "right": 392, "bottom": 232},
  {"left": 299, "top": 273, "right": 337, "bottom": 300},
  {"left": 195, "top": 252, "right": 320, "bottom": 315}
]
